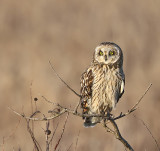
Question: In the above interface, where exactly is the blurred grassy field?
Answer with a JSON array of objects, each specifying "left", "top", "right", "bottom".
[{"left": 0, "top": 0, "right": 160, "bottom": 150}]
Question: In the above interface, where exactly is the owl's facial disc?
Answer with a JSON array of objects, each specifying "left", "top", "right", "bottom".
[{"left": 95, "top": 45, "right": 120, "bottom": 65}]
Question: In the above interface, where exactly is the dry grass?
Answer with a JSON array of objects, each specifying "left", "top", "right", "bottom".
[{"left": 0, "top": 0, "right": 160, "bottom": 150}]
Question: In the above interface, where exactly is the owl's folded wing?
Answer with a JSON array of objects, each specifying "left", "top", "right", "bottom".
[
  {"left": 80, "top": 68, "right": 93, "bottom": 113},
  {"left": 118, "top": 73, "right": 125, "bottom": 101}
]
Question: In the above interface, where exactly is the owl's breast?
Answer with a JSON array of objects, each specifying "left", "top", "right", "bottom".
[{"left": 91, "top": 66, "right": 119, "bottom": 113}]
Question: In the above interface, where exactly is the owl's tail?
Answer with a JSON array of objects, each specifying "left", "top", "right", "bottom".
[{"left": 84, "top": 117, "right": 100, "bottom": 128}]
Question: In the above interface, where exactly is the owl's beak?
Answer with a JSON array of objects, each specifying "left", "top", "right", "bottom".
[{"left": 104, "top": 55, "right": 107, "bottom": 61}]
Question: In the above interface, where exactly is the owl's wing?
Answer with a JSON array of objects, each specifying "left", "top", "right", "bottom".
[
  {"left": 117, "top": 73, "right": 125, "bottom": 101},
  {"left": 80, "top": 67, "right": 93, "bottom": 114}
]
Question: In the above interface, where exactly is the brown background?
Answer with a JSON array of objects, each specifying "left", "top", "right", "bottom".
[{"left": 0, "top": 0, "right": 160, "bottom": 150}]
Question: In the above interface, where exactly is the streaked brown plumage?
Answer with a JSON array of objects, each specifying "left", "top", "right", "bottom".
[{"left": 80, "top": 42, "right": 125, "bottom": 127}]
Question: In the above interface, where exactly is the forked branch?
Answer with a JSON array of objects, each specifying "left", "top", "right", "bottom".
[
  {"left": 9, "top": 79, "right": 152, "bottom": 151},
  {"left": 110, "top": 118, "right": 134, "bottom": 151}
]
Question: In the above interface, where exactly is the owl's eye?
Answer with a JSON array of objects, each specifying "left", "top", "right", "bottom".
[
  {"left": 99, "top": 50, "right": 103, "bottom": 56},
  {"left": 109, "top": 50, "right": 115, "bottom": 56}
]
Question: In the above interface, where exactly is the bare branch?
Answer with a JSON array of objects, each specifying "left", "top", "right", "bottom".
[
  {"left": 9, "top": 84, "right": 152, "bottom": 123},
  {"left": 9, "top": 81, "right": 152, "bottom": 122},
  {"left": 9, "top": 106, "right": 116, "bottom": 122},
  {"left": 9, "top": 83, "right": 153, "bottom": 151},
  {"left": 49, "top": 60, "right": 81, "bottom": 98},
  {"left": 26, "top": 112, "right": 42, "bottom": 151},
  {"left": 54, "top": 113, "right": 69, "bottom": 151},
  {"left": 9, "top": 87, "right": 151, "bottom": 151},
  {"left": 114, "top": 83, "right": 152, "bottom": 121},
  {"left": 8, "top": 107, "right": 67, "bottom": 121},
  {"left": 130, "top": 83, "right": 152, "bottom": 111},
  {"left": 109, "top": 118, "right": 134, "bottom": 151}
]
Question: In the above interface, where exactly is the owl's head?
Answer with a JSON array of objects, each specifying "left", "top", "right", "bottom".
[{"left": 93, "top": 42, "right": 123, "bottom": 66}]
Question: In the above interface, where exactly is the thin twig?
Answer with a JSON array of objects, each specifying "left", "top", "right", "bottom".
[
  {"left": 30, "top": 82, "right": 34, "bottom": 114},
  {"left": 45, "top": 121, "right": 50, "bottom": 151},
  {"left": 114, "top": 83, "right": 152, "bottom": 121},
  {"left": 133, "top": 115, "right": 160, "bottom": 151},
  {"left": 75, "top": 131, "right": 80, "bottom": 151},
  {"left": 49, "top": 60, "right": 81, "bottom": 98},
  {"left": 26, "top": 112, "right": 42, "bottom": 151},
  {"left": 42, "top": 96, "right": 64, "bottom": 109},
  {"left": 49, "top": 122, "right": 59, "bottom": 145},
  {"left": 66, "top": 143, "right": 73, "bottom": 151},
  {"left": 74, "top": 101, "right": 81, "bottom": 113},
  {"left": 54, "top": 113, "right": 69, "bottom": 151},
  {"left": 130, "top": 83, "right": 152, "bottom": 111}
]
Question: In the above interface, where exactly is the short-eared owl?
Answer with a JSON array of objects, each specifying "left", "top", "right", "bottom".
[{"left": 80, "top": 42, "right": 125, "bottom": 127}]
